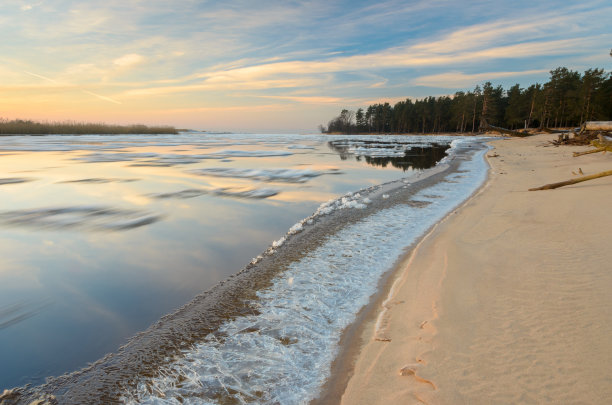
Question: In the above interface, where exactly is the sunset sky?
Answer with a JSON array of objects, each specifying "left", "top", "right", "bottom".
[{"left": 1, "top": 0, "right": 610, "bottom": 133}]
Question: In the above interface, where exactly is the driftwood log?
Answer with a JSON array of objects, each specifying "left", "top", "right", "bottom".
[
  {"left": 481, "top": 123, "right": 529, "bottom": 137},
  {"left": 575, "top": 121, "right": 612, "bottom": 138},
  {"left": 529, "top": 170, "right": 612, "bottom": 191},
  {"left": 582, "top": 121, "right": 612, "bottom": 132},
  {"left": 573, "top": 147, "right": 607, "bottom": 157}
]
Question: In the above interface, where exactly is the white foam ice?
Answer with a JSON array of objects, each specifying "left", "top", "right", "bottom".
[
  {"left": 123, "top": 141, "right": 489, "bottom": 405},
  {"left": 288, "top": 222, "right": 303, "bottom": 234},
  {"left": 311, "top": 191, "right": 372, "bottom": 217},
  {"left": 272, "top": 236, "right": 286, "bottom": 248}
]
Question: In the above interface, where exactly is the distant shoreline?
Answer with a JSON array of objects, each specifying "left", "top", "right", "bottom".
[{"left": 0, "top": 119, "right": 178, "bottom": 135}]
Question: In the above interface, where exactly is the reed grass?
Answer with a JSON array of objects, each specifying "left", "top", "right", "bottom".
[{"left": 0, "top": 119, "right": 178, "bottom": 135}]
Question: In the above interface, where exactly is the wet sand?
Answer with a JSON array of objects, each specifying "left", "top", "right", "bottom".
[{"left": 335, "top": 134, "right": 612, "bottom": 404}]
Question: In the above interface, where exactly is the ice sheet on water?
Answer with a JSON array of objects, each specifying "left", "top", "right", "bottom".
[
  {"left": 151, "top": 189, "right": 207, "bottom": 199},
  {"left": 75, "top": 152, "right": 160, "bottom": 163},
  {"left": 76, "top": 152, "right": 226, "bottom": 166},
  {"left": 58, "top": 178, "right": 138, "bottom": 184},
  {"left": 0, "top": 133, "right": 326, "bottom": 156},
  {"left": 151, "top": 187, "right": 279, "bottom": 200},
  {"left": 124, "top": 141, "right": 489, "bottom": 405},
  {"left": 76, "top": 149, "right": 293, "bottom": 166},
  {"left": 0, "top": 206, "right": 162, "bottom": 232},
  {"left": 287, "top": 144, "right": 316, "bottom": 150},
  {"left": 189, "top": 167, "right": 342, "bottom": 183},
  {"left": 204, "top": 149, "right": 293, "bottom": 158},
  {"left": 213, "top": 188, "right": 279, "bottom": 199},
  {"left": 0, "top": 135, "right": 188, "bottom": 152}
]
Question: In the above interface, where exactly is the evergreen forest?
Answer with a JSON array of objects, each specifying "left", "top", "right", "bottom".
[{"left": 322, "top": 67, "right": 611, "bottom": 134}]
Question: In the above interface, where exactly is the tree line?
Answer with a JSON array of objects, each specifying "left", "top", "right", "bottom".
[{"left": 321, "top": 67, "right": 611, "bottom": 134}]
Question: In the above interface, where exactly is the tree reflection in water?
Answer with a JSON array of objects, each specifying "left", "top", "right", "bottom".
[{"left": 327, "top": 140, "right": 451, "bottom": 171}]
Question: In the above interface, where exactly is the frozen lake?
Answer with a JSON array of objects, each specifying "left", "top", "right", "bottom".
[{"left": 0, "top": 132, "right": 456, "bottom": 391}]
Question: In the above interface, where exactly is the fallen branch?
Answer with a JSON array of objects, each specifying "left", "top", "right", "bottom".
[
  {"left": 573, "top": 147, "right": 607, "bottom": 157},
  {"left": 529, "top": 170, "right": 612, "bottom": 191}
]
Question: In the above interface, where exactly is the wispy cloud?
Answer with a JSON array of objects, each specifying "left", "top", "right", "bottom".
[
  {"left": 113, "top": 54, "right": 145, "bottom": 68},
  {"left": 163, "top": 104, "right": 292, "bottom": 114},
  {"left": 255, "top": 95, "right": 346, "bottom": 104},
  {"left": 182, "top": 36, "right": 597, "bottom": 85},
  {"left": 412, "top": 69, "right": 549, "bottom": 88},
  {"left": 122, "top": 77, "right": 327, "bottom": 97}
]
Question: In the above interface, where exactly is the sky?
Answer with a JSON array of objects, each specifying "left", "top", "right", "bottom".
[{"left": 1, "top": 0, "right": 611, "bottom": 133}]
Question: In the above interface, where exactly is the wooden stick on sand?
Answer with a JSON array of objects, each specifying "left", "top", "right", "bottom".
[
  {"left": 529, "top": 170, "right": 612, "bottom": 191},
  {"left": 573, "top": 147, "right": 607, "bottom": 157}
]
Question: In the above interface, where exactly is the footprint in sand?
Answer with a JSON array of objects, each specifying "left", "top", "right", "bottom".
[{"left": 399, "top": 364, "right": 437, "bottom": 390}]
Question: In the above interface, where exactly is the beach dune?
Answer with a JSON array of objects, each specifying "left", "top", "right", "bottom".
[{"left": 337, "top": 134, "right": 612, "bottom": 404}]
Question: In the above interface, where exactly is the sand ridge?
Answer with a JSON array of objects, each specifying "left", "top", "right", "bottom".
[{"left": 337, "top": 134, "right": 612, "bottom": 404}]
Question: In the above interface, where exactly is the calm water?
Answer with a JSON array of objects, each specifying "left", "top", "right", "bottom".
[{"left": 0, "top": 133, "right": 454, "bottom": 390}]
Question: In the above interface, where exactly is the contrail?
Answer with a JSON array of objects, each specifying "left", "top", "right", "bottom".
[
  {"left": 81, "top": 89, "right": 122, "bottom": 105},
  {"left": 24, "top": 70, "right": 122, "bottom": 105},
  {"left": 24, "top": 70, "right": 60, "bottom": 84}
]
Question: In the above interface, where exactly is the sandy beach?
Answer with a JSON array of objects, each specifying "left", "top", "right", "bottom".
[{"left": 335, "top": 133, "right": 612, "bottom": 404}]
